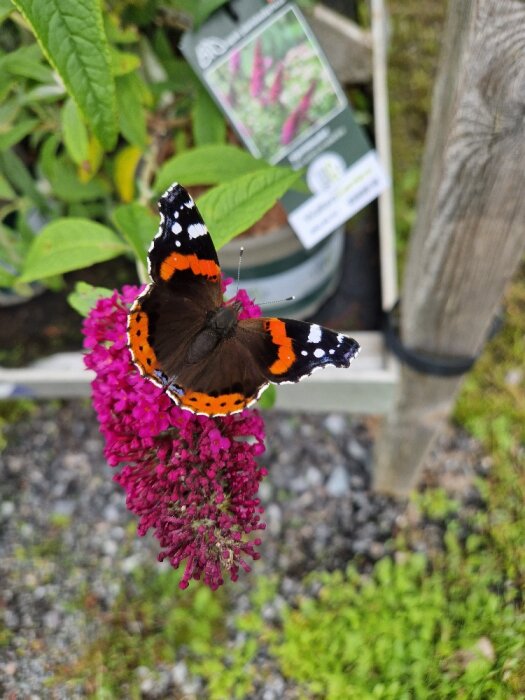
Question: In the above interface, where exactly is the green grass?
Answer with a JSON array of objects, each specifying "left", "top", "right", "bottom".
[
  {"left": 454, "top": 275, "right": 525, "bottom": 585},
  {"left": 272, "top": 550, "right": 525, "bottom": 699},
  {"left": 55, "top": 567, "right": 228, "bottom": 698}
]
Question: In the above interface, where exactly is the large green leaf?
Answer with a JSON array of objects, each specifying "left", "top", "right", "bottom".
[
  {"left": 192, "top": 86, "right": 225, "bottom": 147},
  {"left": 154, "top": 145, "right": 268, "bottom": 193},
  {"left": 11, "top": 0, "right": 118, "bottom": 150},
  {"left": 61, "top": 98, "right": 89, "bottom": 165},
  {"left": 116, "top": 73, "right": 147, "bottom": 147},
  {"left": 112, "top": 202, "right": 157, "bottom": 268},
  {"left": 197, "top": 167, "right": 302, "bottom": 249},
  {"left": 67, "top": 280, "right": 113, "bottom": 317},
  {"left": 20, "top": 219, "right": 129, "bottom": 282}
]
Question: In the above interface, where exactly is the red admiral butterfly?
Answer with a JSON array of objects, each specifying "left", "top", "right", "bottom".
[{"left": 128, "top": 184, "right": 360, "bottom": 416}]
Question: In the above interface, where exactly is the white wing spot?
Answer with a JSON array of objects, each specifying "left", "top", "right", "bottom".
[
  {"left": 171, "top": 222, "right": 182, "bottom": 234},
  {"left": 313, "top": 348, "right": 325, "bottom": 358},
  {"left": 174, "top": 211, "right": 179, "bottom": 219},
  {"left": 337, "top": 333, "right": 345, "bottom": 343},
  {"left": 307, "top": 324, "right": 322, "bottom": 343},
  {"left": 301, "top": 350, "right": 308, "bottom": 356},
  {"left": 175, "top": 241, "right": 181, "bottom": 247},
  {"left": 329, "top": 349, "right": 335, "bottom": 355},
  {"left": 184, "top": 197, "right": 195, "bottom": 209},
  {"left": 188, "top": 223, "right": 208, "bottom": 239}
]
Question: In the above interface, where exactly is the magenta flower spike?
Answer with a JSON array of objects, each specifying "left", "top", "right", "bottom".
[
  {"left": 268, "top": 62, "right": 284, "bottom": 104},
  {"left": 280, "top": 107, "right": 302, "bottom": 145},
  {"left": 250, "top": 40, "right": 265, "bottom": 98},
  {"left": 297, "top": 79, "right": 317, "bottom": 120},
  {"left": 280, "top": 80, "right": 318, "bottom": 145},
  {"left": 83, "top": 282, "right": 267, "bottom": 590}
]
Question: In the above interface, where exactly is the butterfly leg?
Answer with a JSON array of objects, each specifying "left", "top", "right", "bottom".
[{"left": 153, "top": 369, "right": 185, "bottom": 397}]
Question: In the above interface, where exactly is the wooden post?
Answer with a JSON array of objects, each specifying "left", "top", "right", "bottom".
[{"left": 373, "top": 0, "right": 525, "bottom": 494}]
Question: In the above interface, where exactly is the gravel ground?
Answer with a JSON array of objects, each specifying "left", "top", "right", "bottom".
[{"left": 0, "top": 400, "right": 487, "bottom": 698}]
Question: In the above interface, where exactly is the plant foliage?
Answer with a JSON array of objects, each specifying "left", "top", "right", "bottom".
[{"left": 0, "top": 0, "right": 302, "bottom": 294}]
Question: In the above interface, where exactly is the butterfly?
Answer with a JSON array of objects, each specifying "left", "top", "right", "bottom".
[{"left": 127, "top": 183, "right": 360, "bottom": 416}]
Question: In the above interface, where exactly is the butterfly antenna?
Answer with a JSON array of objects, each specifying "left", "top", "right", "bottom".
[
  {"left": 235, "top": 246, "right": 244, "bottom": 296},
  {"left": 258, "top": 296, "right": 296, "bottom": 306}
]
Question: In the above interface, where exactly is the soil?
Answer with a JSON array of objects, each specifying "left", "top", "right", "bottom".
[{"left": 0, "top": 259, "right": 138, "bottom": 368}]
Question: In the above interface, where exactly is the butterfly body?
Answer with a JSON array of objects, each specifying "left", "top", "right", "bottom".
[{"left": 128, "top": 184, "right": 360, "bottom": 416}]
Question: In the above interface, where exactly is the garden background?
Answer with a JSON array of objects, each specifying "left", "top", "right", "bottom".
[{"left": 1, "top": 0, "right": 525, "bottom": 698}]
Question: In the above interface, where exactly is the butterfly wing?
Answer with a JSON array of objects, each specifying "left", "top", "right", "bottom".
[
  {"left": 161, "top": 334, "right": 270, "bottom": 416},
  {"left": 150, "top": 316, "right": 359, "bottom": 416},
  {"left": 128, "top": 183, "right": 361, "bottom": 417},
  {"left": 128, "top": 183, "right": 223, "bottom": 387},
  {"left": 237, "top": 317, "right": 360, "bottom": 383},
  {"left": 148, "top": 183, "right": 221, "bottom": 286}
]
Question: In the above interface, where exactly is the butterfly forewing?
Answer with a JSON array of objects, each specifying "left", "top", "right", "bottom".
[{"left": 238, "top": 317, "right": 360, "bottom": 383}]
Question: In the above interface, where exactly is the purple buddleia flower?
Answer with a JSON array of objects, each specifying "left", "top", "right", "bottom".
[{"left": 83, "top": 282, "right": 267, "bottom": 590}]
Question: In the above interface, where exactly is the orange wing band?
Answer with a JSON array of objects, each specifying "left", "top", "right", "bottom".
[
  {"left": 128, "top": 303, "right": 159, "bottom": 375},
  {"left": 264, "top": 319, "right": 296, "bottom": 375},
  {"left": 177, "top": 390, "right": 251, "bottom": 415},
  {"left": 160, "top": 252, "right": 220, "bottom": 282}
]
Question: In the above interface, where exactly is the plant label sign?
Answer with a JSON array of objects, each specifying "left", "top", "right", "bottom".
[{"left": 181, "top": 0, "right": 388, "bottom": 249}]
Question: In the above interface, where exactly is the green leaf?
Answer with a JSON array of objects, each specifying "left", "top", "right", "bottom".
[
  {"left": 20, "top": 218, "right": 129, "bottom": 282},
  {"left": 104, "top": 13, "right": 139, "bottom": 44},
  {"left": 257, "top": 383, "right": 276, "bottom": 410},
  {"left": 11, "top": 0, "right": 118, "bottom": 150},
  {"left": 0, "top": 172, "right": 15, "bottom": 199},
  {"left": 61, "top": 98, "right": 89, "bottom": 165},
  {"left": 0, "top": 119, "right": 39, "bottom": 151},
  {"left": 46, "top": 157, "right": 110, "bottom": 203},
  {"left": 0, "top": 265, "right": 16, "bottom": 287},
  {"left": 154, "top": 145, "right": 268, "bottom": 193},
  {"left": 197, "top": 167, "right": 302, "bottom": 249},
  {"left": 67, "top": 280, "right": 113, "bottom": 316},
  {"left": 112, "top": 202, "right": 157, "bottom": 268},
  {"left": 110, "top": 47, "right": 141, "bottom": 76},
  {"left": 192, "top": 86, "right": 225, "bottom": 147},
  {"left": 0, "top": 99, "right": 19, "bottom": 126},
  {"left": 17, "top": 83, "right": 66, "bottom": 107},
  {"left": 0, "top": 44, "right": 54, "bottom": 83},
  {"left": 0, "top": 0, "right": 13, "bottom": 23},
  {"left": 0, "top": 150, "right": 49, "bottom": 210},
  {"left": 116, "top": 73, "right": 147, "bottom": 147}
]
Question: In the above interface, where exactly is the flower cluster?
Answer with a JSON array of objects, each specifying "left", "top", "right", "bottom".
[{"left": 83, "top": 283, "right": 267, "bottom": 590}]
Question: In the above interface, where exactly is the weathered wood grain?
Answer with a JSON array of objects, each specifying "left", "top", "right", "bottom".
[{"left": 374, "top": 0, "right": 525, "bottom": 494}]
